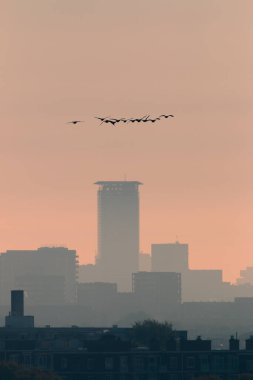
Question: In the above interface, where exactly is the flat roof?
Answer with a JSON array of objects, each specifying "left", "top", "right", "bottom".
[{"left": 95, "top": 181, "right": 142, "bottom": 185}]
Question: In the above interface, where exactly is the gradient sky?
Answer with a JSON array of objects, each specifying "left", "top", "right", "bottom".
[{"left": 1, "top": 0, "right": 253, "bottom": 282}]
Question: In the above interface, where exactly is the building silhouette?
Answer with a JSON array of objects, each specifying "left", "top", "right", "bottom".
[
  {"left": 1, "top": 322, "right": 253, "bottom": 380},
  {"left": 95, "top": 181, "right": 142, "bottom": 291},
  {"left": 0, "top": 247, "right": 77, "bottom": 305},
  {"left": 237, "top": 266, "right": 253, "bottom": 285},
  {"left": 151, "top": 242, "right": 189, "bottom": 273},
  {"left": 77, "top": 282, "right": 117, "bottom": 306},
  {"left": 132, "top": 272, "right": 181, "bottom": 317}
]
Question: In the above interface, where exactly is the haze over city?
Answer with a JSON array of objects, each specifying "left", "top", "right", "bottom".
[{"left": 1, "top": 0, "right": 253, "bottom": 282}]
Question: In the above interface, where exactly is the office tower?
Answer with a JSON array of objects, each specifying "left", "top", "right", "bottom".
[
  {"left": 0, "top": 247, "right": 77, "bottom": 305},
  {"left": 132, "top": 272, "right": 181, "bottom": 317},
  {"left": 151, "top": 242, "right": 189, "bottom": 273},
  {"left": 95, "top": 181, "right": 142, "bottom": 291}
]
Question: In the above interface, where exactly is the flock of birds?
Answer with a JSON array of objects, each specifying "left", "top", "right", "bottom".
[
  {"left": 67, "top": 114, "right": 174, "bottom": 126},
  {"left": 95, "top": 114, "right": 174, "bottom": 126}
]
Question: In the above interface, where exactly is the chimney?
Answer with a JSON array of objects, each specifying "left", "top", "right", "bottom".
[{"left": 11, "top": 290, "right": 24, "bottom": 317}]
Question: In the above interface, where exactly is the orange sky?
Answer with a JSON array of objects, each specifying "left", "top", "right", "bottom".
[{"left": 1, "top": 0, "right": 253, "bottom": 282}]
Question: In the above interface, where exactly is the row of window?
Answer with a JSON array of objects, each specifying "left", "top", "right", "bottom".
[{"left": 4, "top": 352, "right": 248, "bottom": 374}]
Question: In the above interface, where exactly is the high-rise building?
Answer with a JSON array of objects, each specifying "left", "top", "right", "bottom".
[{"left": 95, "top": 181, "right": 142, "bottom": 291}]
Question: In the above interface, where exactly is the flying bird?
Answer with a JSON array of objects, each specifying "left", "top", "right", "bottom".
[
  {"left": 95, "top": 116, "right": 112, "bottom": 126},
  {"left": 67, "top": 120, "right": 84, "bottom": 125},
  {"left": 109, "top": 118, "right": 125, "bottom": 124},
  {"left": 105, "top": 119, "right": 117, "bottom": 126},
  {"left": 159, "top": 114, "right": 174, "bottom": 119},
  {"left": 142, "top": 115, "right": 151, "bottom": 123}
]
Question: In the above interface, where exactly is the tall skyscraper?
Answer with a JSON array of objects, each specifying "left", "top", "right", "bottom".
[{"left": 95, "top": 181, "right": 142, "bottom": 291}]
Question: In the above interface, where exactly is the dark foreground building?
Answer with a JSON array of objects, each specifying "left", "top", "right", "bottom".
[{"left": 0, "top": 326, "right": 253, "bottom": 380}]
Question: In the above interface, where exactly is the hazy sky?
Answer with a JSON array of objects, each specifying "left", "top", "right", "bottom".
[{"left": 1, "top": 0, "right": 253, "bottom": 282}]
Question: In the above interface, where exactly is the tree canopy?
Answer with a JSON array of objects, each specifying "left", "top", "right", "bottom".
[{"left": 132, "top": 319, "right": 173, "bottom": 349}]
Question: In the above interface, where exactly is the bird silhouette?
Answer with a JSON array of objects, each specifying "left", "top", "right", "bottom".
[
  {"left": 109, "top": 118, "right": 125, "bottom": 124},
  {"left": 67, "top": 120, "right": 84, "bottom": 125},
  {"left": 127, "top": 118, "right": 137, "bottom": 123},
  {"left": 95, "top": 116, "right": 112, "bottom": 126},
  {"left": 141, "top": 115, "right": 151, "bottom": 123},
  {"left": 136, "top": 116, "right": 149, "bottom": 122},
  {"left": 104, "top": 119, "right": 118, "bottom": 126},
  {"left": 159, "top": 114, "right": 174, "bottom": 119}
]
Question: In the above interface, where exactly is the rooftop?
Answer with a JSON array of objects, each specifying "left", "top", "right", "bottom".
[{"left": 95, "top": 181, "right": 142, "bottom": 185}]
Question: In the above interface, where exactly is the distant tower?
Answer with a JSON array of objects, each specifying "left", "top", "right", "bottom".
[
  {"left": 5, "top": 290, "right": 34, "bottom": 328},
  {"left": 95, "top": 181, "right": 142, "bottom": 291},
  {"left": 11, "top": 290, "right": 24, "bottom": 316}
]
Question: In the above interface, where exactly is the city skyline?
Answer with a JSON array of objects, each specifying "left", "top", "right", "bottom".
[{"left": 1, "top": 1, "right": 253, "bottom": 282}]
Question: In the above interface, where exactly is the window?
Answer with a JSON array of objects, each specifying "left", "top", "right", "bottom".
[
  {"left": 9, "top": 354, "right": 20, "bottom": 364},
  {"left": 105, "top": 357, "right": 114, "bottom": 370},
  {"left": 200, "top": 355, "right": 209, "bottom": 372},
  {"left": 104, "top": 375, "right": 113, "bottom": 380},
  {"left": 169, "top": 356, "right": 178, "bottom": 369},
  {"left": 186, "top": 356, "right": 195, "bottom": 369},
  {"left": 212, "top": 355, "right": 225, "bottom": 371},
  {"left": 169, "top": 375, "right": 179, "bottom": 380},
  {"left": 148, "top": 356, "right": 157, "bottom": 372},
  {"left": 120, "top": 356, "right": 128, "bottom": 372},
  {"left": 246, "top": 359, "right": 253, "bottom": 371},
  {"left": 23, "top": 354, "right": 31, "bottom": 368},
  {"left": 60, "top": 357, "right": 68, "bottom": 370},
  {"left": 134, "top": 356, "right": 145, "bottom": 371},
  {"left": 159, "top": 356, "right": 167, "bottom": 372},
  {"left": 87, "top": 358, "right": 94, "bottom": 370},
  {"left": 228, "top": 355, "right": 239, "bottom": 371}
]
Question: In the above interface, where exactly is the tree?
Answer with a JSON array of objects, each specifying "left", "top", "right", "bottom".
[
  {"left": 0, "top": 363, "right": 61, "bottom": 380},
  {"left": 132, "top": 319, "right": 173, "bottom": 349}
]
